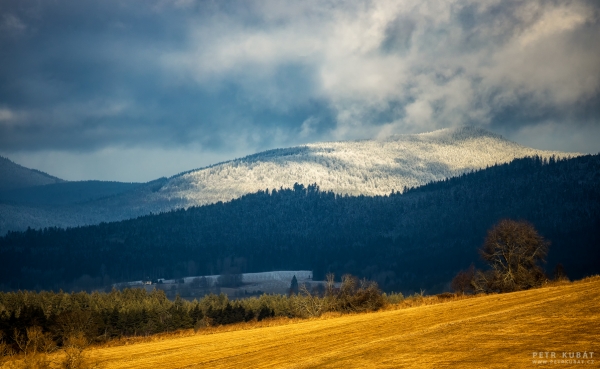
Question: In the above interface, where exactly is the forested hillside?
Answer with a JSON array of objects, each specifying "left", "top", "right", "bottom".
[
  {"left": 155, "top": 126, "right": 579, "bottom": 207},
  {"left": 0, "top": 127, "right": 580, "bottom": 235},
  {"left": 0, "top": 178, "right": 173, "bottom": 236},
  {"left": 0, "top": 181, "right": 143, "bottom": 206},
  {"left": 0, "top": 155, "right": 598, "bottom": 294},
  {"left": 0, "top": 156, "right": 64, "bottom": 191}
]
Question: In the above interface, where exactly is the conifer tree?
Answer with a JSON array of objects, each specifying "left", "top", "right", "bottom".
[{"left": 289, "top": 275, "right": 299, "bottom": 296}]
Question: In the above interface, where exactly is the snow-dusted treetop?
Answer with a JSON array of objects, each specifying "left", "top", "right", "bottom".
[{"left": 154, "top": 126, "right": 580, "bottom": 207}]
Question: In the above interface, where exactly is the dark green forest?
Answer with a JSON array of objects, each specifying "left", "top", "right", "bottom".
[{"left": 0, "top": 155, "right": 599, "bottom": 293}]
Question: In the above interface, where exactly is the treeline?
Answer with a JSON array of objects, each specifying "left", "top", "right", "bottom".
[
  {"left": 0, "top": 155, "right": 599, "bottom": 294},
  {"left": 0, "top": 289, "right": 263, "bottom": 346},
  {"left": 0, "top": 275, "right": 388, "bottom": 355}
]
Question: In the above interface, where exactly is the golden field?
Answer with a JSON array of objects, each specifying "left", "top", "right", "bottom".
[
  {"left": 76, "top": 277, "right": 600, "bottom": 369},
  {"left": 4, "top": 278, "right": 597, "bottom": 368}
]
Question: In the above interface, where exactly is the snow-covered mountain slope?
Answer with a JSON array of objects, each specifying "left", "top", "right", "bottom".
[
  {"left": 0, "top": 156, "right": 64, "bottom": 191},
  {"left": 152, "top": 126, "right": 580, "bottom": 207},
  {"left": 0, "top": 127, "right": 581, "bottom": 235}
]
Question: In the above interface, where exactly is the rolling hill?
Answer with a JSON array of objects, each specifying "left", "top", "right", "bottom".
[
  {"left": 156, "top": 126, "right": 580, "bottom": 206},
  {"left": 0, "top": 181, "right": 143, "bottom": 206},
  {"left": 0, "top": 127, "right": 581, "bottom": 235},
  {"left": 2, "top": 154, "right": 598, "bottom": 293},
  {"left": 0, "top": 156, "right": 64, "bottom": 191}
]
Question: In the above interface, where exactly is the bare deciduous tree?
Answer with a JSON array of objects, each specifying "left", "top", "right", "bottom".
[
  {"left": 52, "top": 310, "right": 97, "bottom": 346},
  {"left": 325, "top": 273, "right": 336, "bottom": 297},
  {"left": 294, "top": 273, "right": 385, "bottom": 316},
  {"left": 10, "top": 326, "right": 56, "bottom": 369},
  {"left": 13, "top": 326, "right": 56, "bottom": 356},
  {"left": 0, "top": 331, "right": 16, "bottom": 364},
  {"left": 294, "top": 283, "right": 326, "bottom": 317},
  {"left": 474, "top": 219, "right": 549, "bottom": 293},
  {"left": 451, "top": 264, "right": 475, "bottom": 294},
  {"left": 329, "top": 274, "right": 385, "bottom": 313},
  {"left": 553, "top": 263, "right": 568, "bottom": 281},
  {"left": 61, "top": 331, "right": 93, "bottom": 369}
]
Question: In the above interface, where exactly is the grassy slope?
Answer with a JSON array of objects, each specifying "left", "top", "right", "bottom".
[{"left": 88, "top": 278, "right": 600, "bottom": 368}]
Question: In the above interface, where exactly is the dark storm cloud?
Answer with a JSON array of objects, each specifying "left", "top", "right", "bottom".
[
  {"left": 0, "top": 0, "right": 599, "bottom": 180},
  {"left": 0, "top": 0, "right": 333, "bottom": 154}
]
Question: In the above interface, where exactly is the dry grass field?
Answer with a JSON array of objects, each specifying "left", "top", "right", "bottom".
[
  {"left": 73, "top": 277, "right": 600, "bottom": 369},
  {"left": 4, "top": 277, "right": 597, "bottom": 368}
]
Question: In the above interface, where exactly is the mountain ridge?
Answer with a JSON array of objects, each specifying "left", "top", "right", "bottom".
[
  {"left": 0, "top": 156, "right": 65, "bottom": 191},
  {"left": 0, "top": 126, "right": 582, "bottom": 235},
  {"left": 169, "top": 126, "right": 510, "bottom": 179},
  {"left": 158, "top": 126, "right": 580, "bottom": 207},
  {"left": 1, "top": 154, "right": 597, "bottom": 292}
]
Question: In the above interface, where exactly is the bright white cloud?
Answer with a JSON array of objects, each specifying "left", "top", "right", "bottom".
[{"left": 162, "top": 0, "right": 600, "bottom": 141}]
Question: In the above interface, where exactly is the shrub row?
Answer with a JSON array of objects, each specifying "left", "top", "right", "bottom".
[{"left": 0, "top": 274, "right": 392, "bottom": 357}]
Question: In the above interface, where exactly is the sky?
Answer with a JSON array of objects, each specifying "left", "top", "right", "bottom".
[{"left": 1, "top": 0, "right": 599, "bottom": 182}]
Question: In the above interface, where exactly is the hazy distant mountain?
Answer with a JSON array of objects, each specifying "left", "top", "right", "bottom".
[
  {"left": 0, "top": 181, "right": 145, "bottom": 206},
  {"left": 0, "top": 178, "right": 168, "bottom": 235},
  {"left": 0, "top": 156, "right": 64, "bottom": 191},
  {"left": 0, "top": 127, "right": 581, "bottom": 235}
]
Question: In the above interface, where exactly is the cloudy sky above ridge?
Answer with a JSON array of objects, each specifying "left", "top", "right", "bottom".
[{"left": 1, "top": 0, "right": 599, "bottom": 181}]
